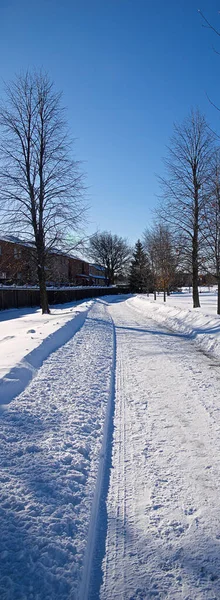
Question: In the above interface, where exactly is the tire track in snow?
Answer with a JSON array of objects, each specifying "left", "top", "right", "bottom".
[
  {"left": 107, "top": 340, "right": 127, "bottom": 599},
  {"left": 100, "top": 317, "right": 141, "bottom": 600},
  {"left": 78, "top": 309, "right": 116, "bottom": 600}
]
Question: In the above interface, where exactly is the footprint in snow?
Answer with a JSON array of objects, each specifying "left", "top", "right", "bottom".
[
  {"left": 0, "top": 335, "right": 15, "bottom": 342},
  {"left": 27, "top": 329, "right": 36, "bottom": 334},
  {"left": 152, "top": 504, "right": 163, "bottom": 510},
  {"left": 184, "top": 506, "right": 197, "bottom": 515}
]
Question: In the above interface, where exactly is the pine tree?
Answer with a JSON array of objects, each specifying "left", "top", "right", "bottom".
[{"left": 129, "top": 240, "right": 152, "bottom": 293}]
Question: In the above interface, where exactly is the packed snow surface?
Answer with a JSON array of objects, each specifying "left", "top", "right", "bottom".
[
  {"left": 100, "top": 296, "right": 220, "bottom": 599},
  {"left": 1, "top": 291, "right": 220, "bottom": 599},
  {"left": 0, "top": 299, "right": 114, "bottom": 599}
]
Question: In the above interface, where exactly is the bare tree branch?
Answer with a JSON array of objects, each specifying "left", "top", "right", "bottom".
[
  {"left": 0, "top": 70, "right": 86, "bottom": 312},
  {"left": 157, "top": 109, "right": 216, "bottom": 308},
  {"left": 87, "top": 231, "right": 131, "bottom": 285}
]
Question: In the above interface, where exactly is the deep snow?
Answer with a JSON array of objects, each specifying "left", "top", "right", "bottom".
[{"left": 130, "top": 290, "right": 220, "bottom": 361}]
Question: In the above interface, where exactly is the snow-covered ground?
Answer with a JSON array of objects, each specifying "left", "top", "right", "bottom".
[
  {"left": 101, "top": 296, "right": 220, "bottom": 599},
  {"left": 1, "top": 291, "right": 220, "bottom": 599},
  {"left": 148, "top": 286, "right": 219, "bottom": 316},
  {"left": 131, "top": 289, "right": 220, "bottom": 361},
  {"left": 0, "top": 299, "right": 115, "bottom": 599},
  {"left": 0, "top": 301, "right": 93, "bottom": 405}
]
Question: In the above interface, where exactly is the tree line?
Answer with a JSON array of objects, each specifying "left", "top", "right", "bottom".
[
  {"left": 147, "top": 109, "right": 220, "bottom": 314},
  {"left": 88, "top": 110, "right": 220, "bottom": 314},
  {"left": 89, "top": 12, "right": 220, "bottom": 315},
  {"left": 89, "top": 110, "right": 220, "bottom": 315}
]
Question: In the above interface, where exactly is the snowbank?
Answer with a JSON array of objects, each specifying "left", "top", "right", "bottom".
[
  {"left": 128, "top": 294, "right": 220, "bottom": 360},
  {"left": 0, "top": 300, "right": 92, "bottom": 406}
]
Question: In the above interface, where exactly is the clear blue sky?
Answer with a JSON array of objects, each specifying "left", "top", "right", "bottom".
[{"left": 1, "top": 0, "right": 220, "bottom": 245}]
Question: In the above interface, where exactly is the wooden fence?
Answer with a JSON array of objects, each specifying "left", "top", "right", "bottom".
[{"left": 0, "top": 286, "right": 131, "bottom": 311}]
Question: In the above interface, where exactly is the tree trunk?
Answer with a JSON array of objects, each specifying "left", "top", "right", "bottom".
[
  {"left": 154, "top": 290, "right": 156, "bottom": 300},
  {"left": 110, "top": 269, "right": 114, "bottom": 286},
  {"left": 192, "top": 271, "right": 200, "bottom": 308},
  {"left": 107, "top": 268, "right": 114, "bottom": 286},
  {"left": 38, "top": 265, "right": 50, "bottom": 314},
  {"left": 192, "top": 238, "right": 200, "bottom": 308},
  {"left": 163, "top": 288, "right": 166, "bottom": 302},
  {"left": 192, "top": 180, "right": 200, "bottom": 309}
]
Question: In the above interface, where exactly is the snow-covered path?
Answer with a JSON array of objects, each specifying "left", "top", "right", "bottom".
[
  {"left": 1, "top": 295, "right": 220, "bottom": 599},
  {"left": 100, "top": 297, "right": 220, "bottom": 600},
  {"left": 0, "top": 299, "right": 115, "bottom": 600}
]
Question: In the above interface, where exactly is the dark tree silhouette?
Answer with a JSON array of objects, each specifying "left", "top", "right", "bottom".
[
  {"left": 0, "top": 71, "right": 85, "bottom": 313},
  {"left": 129, "top": 240, "right": 152, "bottom": 293},
  {"left": 88, "top": 231, "right": 131, "bottom": 285},
  {"left": 158, "top": 109, "right": 215, "bottom": 308},
  {"left": 143, "top": 224, "right": 178, "bottom": 301},
  {"left": 201, "top": 152, "right": 220, "bottom": 314}
]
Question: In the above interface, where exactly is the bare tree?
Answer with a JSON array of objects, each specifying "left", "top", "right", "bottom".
[
  {"left": 143, "top": 223, "right": 178, "bottom": 301},
  {"left": 0, "top": 71, "right": 85, "bottom": 313},
  {"left": 88, "top": 231, "right": 131, "bottom": 285},
  {"left": 158, "top": 109, "right": 215, "bottom": 308},
  {"left": 198, "top": 10, "right": 220, "bottom": 47},
  {"left": 201, "top": 152, "right": 220, "bottom": 313}
]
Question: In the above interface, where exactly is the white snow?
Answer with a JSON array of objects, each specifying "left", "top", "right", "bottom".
[
  {"left": 0, "top": 291, "right": 220, "bottom": 599},
  {"left": 0, "top": 301, "right": 92, "bottom": 405},
  {"left": 0, "top": 299, "right": 115, "bottom": 599},
  {"left": 154, "top": 286, "right": 219, "bottom": 316},
  {"left": 127, "top": 289, "right": 220, "bottom": 361},
  {"left": 100, "top": 295, "right": 220, "bottom": 599}
]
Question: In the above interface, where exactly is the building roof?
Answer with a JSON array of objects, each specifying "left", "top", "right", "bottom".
[
  {"left": 89, "top": 273, "right": 105, "bottom": 279},
  {"left": 0, "top": 237, "right": 106, "bottom": 272},
  {"left": 0, "top": 236, "right": 86, "bottom": 261},
  {"left": 89, "top": 263, "right": 105, "bottom": 272},
  {"left": 0, "top": 235, "right": 35, "bottom": 248}
]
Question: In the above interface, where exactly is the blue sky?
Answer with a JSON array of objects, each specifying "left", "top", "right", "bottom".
[{"left": 1, "top": 0, "right": 220, "bottom": 245}]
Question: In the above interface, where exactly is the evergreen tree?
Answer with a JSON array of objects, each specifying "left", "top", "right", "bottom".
[{"left": 129, "top": 240, "right": 151, "bottom": 293}]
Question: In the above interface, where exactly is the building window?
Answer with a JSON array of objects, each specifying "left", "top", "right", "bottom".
[
  {"left": 14, "top": 247, "right": 22, "bottom": 259},
  {"left": 81, "top": 262, "right": 85, "bottom": 274},
  {"left": 0, "top": 246, "right": 2, "bottom": 256}
]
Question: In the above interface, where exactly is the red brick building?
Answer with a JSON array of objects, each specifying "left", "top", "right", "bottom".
[
  {"left": 47, "top": 251, "right": 69, "bottom": 285},
  {"left": 68, "top": 256, "right": 91, "bottom": 286},
  {"left": 0, "top": 236, "right": 106, "bottom": 287},
  {"left": 0, "top": 236, "right": 37, "bottom": 284},
  {"left": 89, "top": 263, "right": 106, "bottom": 285}
]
